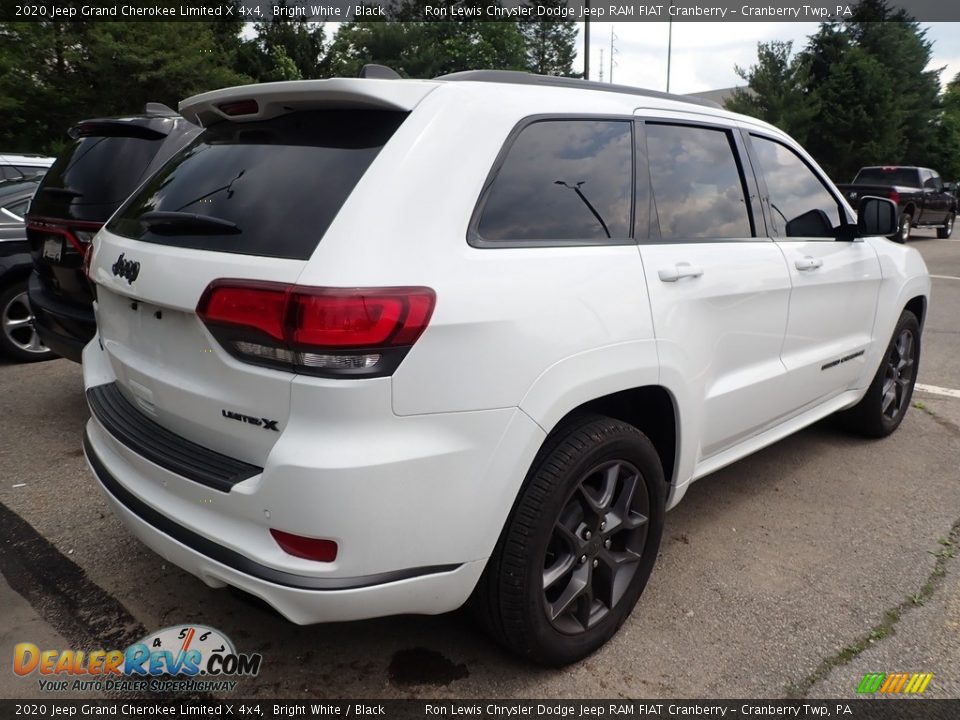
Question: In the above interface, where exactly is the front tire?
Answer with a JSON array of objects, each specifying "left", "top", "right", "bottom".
[
  {"left": 840, "top": 310, "right": 920, "bottom": 438},
  {"left": 473, "top": 415, "right": 666, "bottom": 666},
  {"left": 893, "top": 213, "right": 912, "bottom": 244},
  {"left": 937, "top": 212, "right": 954, "bottom": 239}
]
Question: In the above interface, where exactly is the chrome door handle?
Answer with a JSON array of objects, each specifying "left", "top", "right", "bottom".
[
  {"left": 658, "top": 263, "right": 704, "bottom": 282},
  {"left": 795, "top": 256, "right": 823, "bottom": 271}
]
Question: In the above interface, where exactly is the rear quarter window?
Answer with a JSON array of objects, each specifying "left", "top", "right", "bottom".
[
  {"left": 473, "top": 119, "right": 634, "bottom": 245},
  {"left": 108, "top": 110, "right": 408, "bottom": 260}
]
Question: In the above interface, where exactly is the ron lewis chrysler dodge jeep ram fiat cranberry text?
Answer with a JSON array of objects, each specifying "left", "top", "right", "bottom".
[{"left": 81, "top": 71, "right": 929, "bottom": 666}]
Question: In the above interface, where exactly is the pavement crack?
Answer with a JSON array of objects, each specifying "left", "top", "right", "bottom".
[
  {"left": 785, "top": 516, "right": 960, "bottom": 698},
  {"left": 913, "top": 402, "right": 960, "bottom": 439}
]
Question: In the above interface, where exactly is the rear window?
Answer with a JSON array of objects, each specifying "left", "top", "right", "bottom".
[
  {"left": 38, "top": 135, "right": 164, "bottom": 206},
  {"left": 853, "top": 168, "right": 919, "bottom": 187},
  {"left": 108, "top": 110, "right": 407, "bottom": 260}
]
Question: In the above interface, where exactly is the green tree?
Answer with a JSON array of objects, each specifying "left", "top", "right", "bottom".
[
  {"left": 931, "top": 74, "right": 960, "bottom": 182},
  {"left": 327, "top": 21, "right": 527, "bottom": 78},
  {"left": 238, "top": 1, "right": 326, "bottom": 81},
  {"left": 519, "top": 3, "right": 578, "bottom": 76},
  {"left": 726, "top": 0, "right": 946, "bottom": 181},
  {"left": 808, "top": 46, "right": 902, "bottom": 180},
  {"left": 724, "top": 41, "right": 818, "bottom": 146},
  {"left": 0, "top": 18, "right": 249, "bottom": 154},
  {"left": 845, "top": 0, "right": 942, "bottom": 169}
]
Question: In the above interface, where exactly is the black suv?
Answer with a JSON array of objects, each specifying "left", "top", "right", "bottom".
[{"left": 26, "top": 104, "right": 199, "bottom": 362}]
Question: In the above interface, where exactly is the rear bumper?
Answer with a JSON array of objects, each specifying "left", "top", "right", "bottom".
[
  {"left": 82, "top": 335, "right": 545, "bottom": 623},
  {"left": 28, "top": 272, "right": 95, "bottom": 363},
  {"left": 84, "top": 429, "right": 482, "bottom": 623}
]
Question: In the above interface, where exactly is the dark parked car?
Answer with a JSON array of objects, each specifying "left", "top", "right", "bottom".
[
  {"left": 0, "top": 178, "right": 55, "bottom": 362},
  {"left": 26, "top": 104, "right": 200, "bottom": 362},
  {"left": 836, "top": 166, "right": 957, "bottom": 242}
]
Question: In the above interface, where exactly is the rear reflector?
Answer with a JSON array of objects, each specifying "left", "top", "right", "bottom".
[
  {"left": 270, "top": 529, "right": 338, "bottom": 562},
  {"left": 197, "top": 281, "right": 435, "bottom": 377}
]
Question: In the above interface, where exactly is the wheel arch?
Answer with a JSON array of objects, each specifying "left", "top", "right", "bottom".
[
  {"left": 533, "top": 385, "right": 679, "bottom": 490},
  {"left": 905, "top": 295, "right": 926, "bottom": 329}
]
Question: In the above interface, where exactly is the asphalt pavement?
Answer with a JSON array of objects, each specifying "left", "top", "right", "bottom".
[{"left": 1, "top": 232, "right": 958, "bottom": 700}]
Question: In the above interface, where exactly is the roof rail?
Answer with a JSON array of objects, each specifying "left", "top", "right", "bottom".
[{"left": 434, "top": 70, "right": 722, "bottom": 109}]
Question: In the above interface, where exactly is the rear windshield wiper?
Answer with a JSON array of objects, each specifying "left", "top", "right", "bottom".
[{"left": 138, "top": 211, "right": 240, "bottom": 235}]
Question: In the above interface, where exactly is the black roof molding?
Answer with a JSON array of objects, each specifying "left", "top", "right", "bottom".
[
  {"left": 359, "top": 64, "right": 403, "bottom": 80},
  {"left": 435, "top": 70, "right": 722, "bottom": 109}
]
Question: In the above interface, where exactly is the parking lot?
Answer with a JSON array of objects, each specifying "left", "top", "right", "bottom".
[{"left": 1, "top": 232, "right": 958, "bottom": 700}]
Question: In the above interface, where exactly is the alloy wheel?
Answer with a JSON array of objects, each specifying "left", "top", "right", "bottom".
[
  {"left": 881, "top": 327, "right": 915, "bottom": 421},
  {"left": 542, "top": 460, "right": 650, "bottom": 634},
  {"left": 2, "top": 290, "right": 47, "bottom": 355}
]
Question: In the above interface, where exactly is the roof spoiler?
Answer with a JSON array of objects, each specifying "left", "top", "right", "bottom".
[{"left": 145, "top": 102, "right": 178, "bottom": 117}]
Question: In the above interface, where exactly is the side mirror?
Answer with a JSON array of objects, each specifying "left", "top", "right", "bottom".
[
  {"left": 944, "top": 182, "right": 954, "bottom": 192},
  {"left": 857, "top": 196, "right": 898, "bottom": 237},
  {"left": 785, "top": 208, "right": 834, "bottom": 238}
]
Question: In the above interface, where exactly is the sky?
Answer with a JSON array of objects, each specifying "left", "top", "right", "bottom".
[{"left": 573, "top": 22, "right": 960, "bottom": 94}]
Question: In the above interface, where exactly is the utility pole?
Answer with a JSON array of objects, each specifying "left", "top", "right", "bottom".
[
  {"left": 599, "top": 48, "right": 604, "bottom": 82},
  {"left": 666, "top": 4, "right": 674, "bottom": 92},
  {"left": 583, "top": 1, "right": 591, "bottom": 80},
  {"left": 610, "top": 27, "right": 618, "bottom": 83}
]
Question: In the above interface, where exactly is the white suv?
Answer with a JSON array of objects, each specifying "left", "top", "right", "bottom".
[{"left": 82, "top": 71, "right": 930, "bottom": 666}]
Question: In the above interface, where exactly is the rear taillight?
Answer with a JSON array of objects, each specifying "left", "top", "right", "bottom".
[
  {"left": 888, "top": 190, "right": 900, "bottom": 204},
  {"left": 27, "top": 218, "right": 100, "bottom": 256},
  {"left": 82, "top": 243, "right": 94, "bottom": 280},
  {"left": 197, "top": 281, "right": 436, "bottom": 378}
]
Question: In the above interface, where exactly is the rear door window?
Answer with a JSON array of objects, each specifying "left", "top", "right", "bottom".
[
  {"left": 474, "top": 119, "right": 634, "bottom": 244},
  {"left": 108, "top": 110, "right": 407, "bottom": 260},
  {"left": 646, "top": 123, "right": 753, "bottom": 239}
]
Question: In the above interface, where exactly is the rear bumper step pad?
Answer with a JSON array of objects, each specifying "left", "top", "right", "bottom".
[{"left": 86, "top": 381, "right": 260, "bottom": 492}]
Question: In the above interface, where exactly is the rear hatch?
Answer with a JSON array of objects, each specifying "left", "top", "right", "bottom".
[
  {"left": 91, "top": 81, "right": 433, "bottom": 466},
  {"left": 28, "top": 113, "right": 198, "bottom": 308}
]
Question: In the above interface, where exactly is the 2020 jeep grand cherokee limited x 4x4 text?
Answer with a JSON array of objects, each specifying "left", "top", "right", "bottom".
[{"left": 82, "top": 71, "right": 929, "bottom": 666}]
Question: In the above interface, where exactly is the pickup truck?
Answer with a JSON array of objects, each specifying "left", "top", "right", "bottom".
[{"left": 837, "top": 166, "right": 956, "bottom": 242}]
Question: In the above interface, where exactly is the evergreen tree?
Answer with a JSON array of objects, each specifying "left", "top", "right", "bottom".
[
  {"left": 519, "top": 2, "right": 578, "bottom": 76},
  {"left": 725, "top": 41, "right": 818, "bottom": 146},
  {"left": 327, "top": 21, "right": 527, "bottom": 78},
  {"left": 240, "top": 1, "right": 326, "bottom": 81}
]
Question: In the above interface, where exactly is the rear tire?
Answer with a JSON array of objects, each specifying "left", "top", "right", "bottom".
[
  {"left": 839, "top": 310, "right": 920, "bottom": 438},
  {"left": 472, "top": 415, "right": 665, "bottom": 666},
  {"left": 0, "top": 280, "right": 55, "bottom": 363},
  {"left": 937, "top": 213, "right": 954, "bottom": 239}
]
